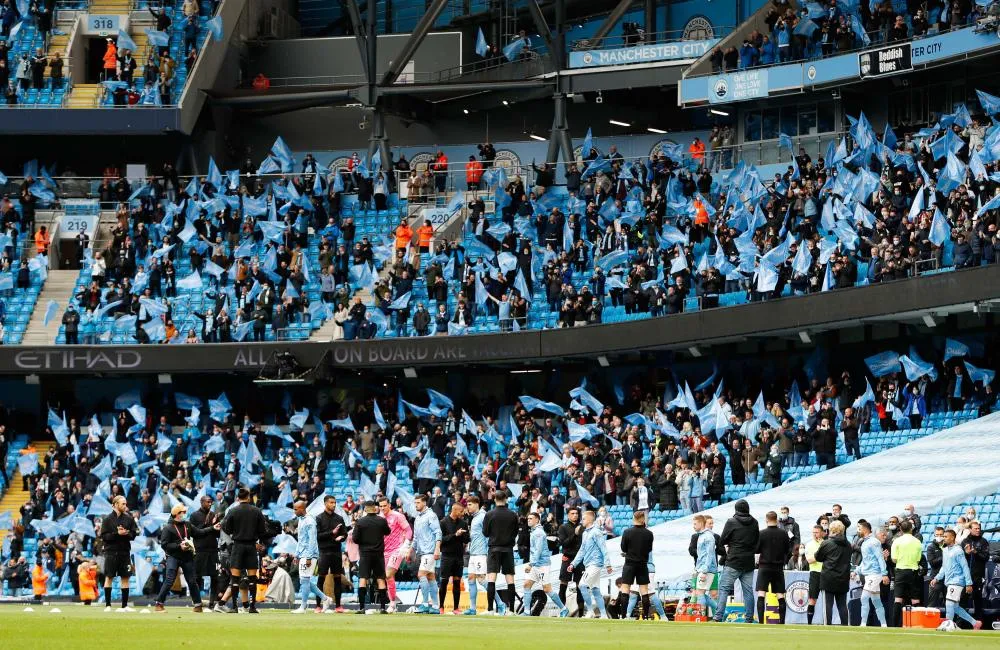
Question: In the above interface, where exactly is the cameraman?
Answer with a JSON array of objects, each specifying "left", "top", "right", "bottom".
[
  {"left": 478, "top": 142, "right": 496, "bottom": 169},
  {"left": 155, "top": 504, "right": 218, "bottom": 612}
]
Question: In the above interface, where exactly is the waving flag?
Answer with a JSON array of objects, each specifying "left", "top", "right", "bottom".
[
  {"left": 502, "top": 36, "right": 526, "bottom": 61},
  {"left": 116, "top": 29, "right": 138, "bottom": 52},
  {"left": 206, "top": 15, "right": 224, "bottom": 41},
  {"left": 582, "top": 127, "right": 593, "bottom": 157},
  {"left": 17, "top": 453, "right": 38, "bottom": 476},
  {"left": 416, "top": 454, "right": 439, "bottom": 479},
  {"left": 865, "top": 351, "right": 901, "bottom": 377},
  {"left": 575, "top": 481, "right": 599, "bottom": 508},
  {"left": 569, "top": 385, "right": 604, "bottom": 416},
  {"left": 475, "top": 27, "right": 489, "bottom": 57},
  {"left": 899, "top": 355, "right": 935, "bottom": 381},
  {"left": 928, "top": 208, "right": 951, "bottom": 247},
  {"left": 976, "top": 89, "right": 1000, "bottom": 115},
  {"left": 426, "top": 389, "right": 454, "bottom": 411},
  {"left": 43, "top": 300, "right": 59, "bottom": 326},
  {"left": 519, "top": 395, "right": 565, "bottom": 416},
  {"left": 177, "top": 271, "right": 202, "bottom": 290},
  {"left": 944, "top": 338, "right": 970, "bottom": 362},
  {"left": 388, "top": 292, "right": 411, "bottom": 310},
  {"left": 964, "top": 361, "right": 995, "bottom": 386},
  {"left": 145, "top": 28, "right": 170, "bottom": 47},
  {"left": 853, "top": 379, "right": 876, "bottom": 409}
]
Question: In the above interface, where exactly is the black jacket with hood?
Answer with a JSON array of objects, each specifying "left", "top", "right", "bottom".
[
  {"left": 720, "top": 499, "right": 759, "bottom": 571},
  {"left": 815, "top": 534, "right": 852, "bottom": 593}
]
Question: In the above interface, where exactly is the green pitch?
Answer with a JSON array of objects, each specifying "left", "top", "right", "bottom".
[{"left": 0, "top": 605, "right": 993, "bottom": 649}]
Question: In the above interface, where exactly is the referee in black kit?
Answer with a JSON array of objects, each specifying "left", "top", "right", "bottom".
[
  {"left": 755, "top": 511, "right": 793, "bottom": 624},
  {"left": 617, "top": 511, "right": 654, "bottom": 618},
  {"left": 483, "top": 492, "right": 519, "bottom": 614},
  {"left": 101, "top": 495, "right": 139, "bottom": 612},
  {"left": 352, "top": 500, "right": 391, "bottom": 613},
  {"left": 316, "top": 495, "right": 348, "bottom": 612},
  {"left": 222, "top": 487, "right": 269, "bottom": 613}
]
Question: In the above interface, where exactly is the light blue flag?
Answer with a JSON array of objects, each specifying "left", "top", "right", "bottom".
[
  {"left": 177, "top": 271, "right": 202, "bottom": 290},
  {"left": 475, "top": 27, "right": 489, "bottom": 57},
  {"left": 865, "top": 351, "right": 901, "bottom": 377},
  {"left": 426, "top": 389, "right": 454, "bottom": 411},
  {"left": 964, "top": 361, "right": 996, "bottom": 386},
  {"left": 204, "top": 15, "right": 224, "bottom": 42},
  {"left": 569, "top": 385, "right": 604, "bottom": 416},
  {"left": 43, "top": 300, "right": 59, "bottom": 326},
  {"left": 567, "top": 421, "right": 600, "bottom": 443},
  {"left": 976, "top": 89, "right": 1000, "bottom": 115},
  {"left": 518, "top": 395, "right": 565, "bottom": 416},
  {"left": 87, "top": 494, "right": 113, "bottom": 517},
  {"left": 127, "top": 403, "right": 146, "bottom": 424},
  {"left": 899, "top": 355, "right": 934, "bottom": 382},
  {"left": 289, "top": 408, "right": 310, "bottom": 430},
  {"left": 270, "top": 136, "right": 294, "bottom": 171},
  {"left": 145, "top": 28, "right": 170, "bottom": 47},
  {"left": 778, "top": 133, "right": 793, "bottom": 152},
  {"left": 448, "top": 322, "right": 468, "bottom": 336},
  {"left": 233, "top": 321, "right": 253, "bottom": 342},
  {"left": 756, "top": 262, "right": 779, "bottom": 292},
  {"left": 852, "top": 379, "right": 875, "bottom": 410},
  {"left": 142, "top": 316, "right": 167, "bottom": 342},
  {"left": 139, "top": 297, "right": 168, "bottom": 317},
  {"left": 389, "top": 292, "right": 411, "bottom": 310},
  {"left": 116, "top": 29, "right": 138, "bottom": 52},
  {"left": 929, "top": 208, "right": 951, "bottom": 247},
  {"left": 416, "top": 454, "right": 439, "bottom": 479},
  {"left": 203, "top": 259, "right": 225, "bottom": 278},
  {"left": 372, "top": 400, "right": 387, "bottom": 430},
  {"left": 204, "top": 434, "right": 226, "bottom": 453},
  {"left": 18, "top": 453, "right": 38, "bottom": 476},
  {"left": 597, "top": 250, "right": 629, "bottom": 271},
  {"left": 582, "top": 127, "right": 593, "bottom": 157},
  {"left": 502, "top": 36, "right": 526, "bottom": 61},
  {"left": 575, "top": 481, "right": 599, "bottom": 508},
  {"left": 0, "top": 274, "right": 12, "bottom": 291},
  {"left": 820, "top": 262, "right": 834, "bottom": 292},
  {"left": 91, "top": 454, "right": 113, "bottom": 481},
  {"left": 328, "top": 417, "right": 355, "bottom": 431},
  {"left": 944, "top": 338, "right": 970, "bottom": 361},
  {"left": 0, "top": 512, "right": 12, "bottom": 530}
]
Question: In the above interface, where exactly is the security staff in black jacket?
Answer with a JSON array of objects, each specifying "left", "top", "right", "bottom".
[
  {"left": 315, "top": 495, "right": 349, "bottom": 611},
  {"left": 483, "top": 492, "right": 519, "bottom": 614},
  {"left": 352, "top": 500, "right": 391, "bottom": 613},
  {"left": 557, "top": 507, "right": 585, "bottom": 615},
  {"left": 617, "top": 510, "right": 655, "bottom": 618},
  {"left": 100, "top": 495, "right": 139, "bottom": 611},
  {"left": 756, "top": 511, "right": 793, "bottom": 624},
  {"left": 189, "top": 495, "right": 222, "bottom": 609},
  {"left": 221, "top": 488, "right": 268, "bottom": 613},
  {"left": 439, "top": 503, "right": 469, "bottom": 612},
  {"left": 155, "top": 504, "right": 215, "bottom": 612}
]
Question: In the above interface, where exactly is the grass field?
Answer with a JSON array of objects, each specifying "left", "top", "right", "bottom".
[{"left": 0, "top": 605, "right": 994, "bottom": 649}]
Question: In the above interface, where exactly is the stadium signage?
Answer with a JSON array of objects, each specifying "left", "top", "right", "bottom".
[
  {"left": 14, "top": 349, "right": 143, "bottom": 370},
  {"left": 569, "top": 39, "right": 718, "bottom": 69},
  {"left": 707, "top": 69, "right": 769, "bottom": 104},
  {"left": 858, "top": 43, "right": 911, "bottom": 78}
]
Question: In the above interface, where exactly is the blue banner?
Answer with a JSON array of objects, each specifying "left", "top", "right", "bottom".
[
  {"left": 569, "top": 39, "right": 718, "bottom": 69},
  {"left": 707, "top": 69, "right": 769, "bottom": 104}
]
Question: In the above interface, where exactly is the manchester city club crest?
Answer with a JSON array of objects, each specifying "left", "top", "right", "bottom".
[
  {"left": 326, "top": 157, "right": 350, "bottom": 174},
  {"left": 786, "top": 580, "right": 810, "bottom": 613},
  {"left": 582, "top": 52, "right": 593, "bottom": 65},
  {"left": 713, "top": 78, "right": 729, "bottom": 100},
  {"left": 807, "top": 65, "right": 817, "bottom": 81},
  {"left": 859, "top": 53, "right": 871, "bottom": 76},
  {"left": 409, "top": 152, "right": 436, "bottom": 173},
  {"left": 493, "top": 149, "right": 523, "bottom": 179}
]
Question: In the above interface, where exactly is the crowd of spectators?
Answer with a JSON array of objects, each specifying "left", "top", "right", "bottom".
[{"left": 710, "top": 0, "right": 984, "bottom": 72}]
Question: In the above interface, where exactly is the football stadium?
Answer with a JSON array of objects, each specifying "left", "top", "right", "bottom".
[{"left": 0, "top": 0, "right": 998, "bottom": 645}]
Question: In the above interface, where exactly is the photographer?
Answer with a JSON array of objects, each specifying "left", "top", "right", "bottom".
[{"left": 154, "top": 504, "right": 217, "bottom": 612}]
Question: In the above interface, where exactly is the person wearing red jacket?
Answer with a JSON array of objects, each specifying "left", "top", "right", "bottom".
[
  {"left": 432, "top": 150, "right": 448, "bottom": 193},
  {"left": 465, "top": 156, "right": 483, "bottom": 191}
]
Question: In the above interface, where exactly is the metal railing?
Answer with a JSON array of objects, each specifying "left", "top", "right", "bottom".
[
  {"left": 687, "top": 20, "right": 985, "bottom": 80},
  {"left": 570, "top": 26, "right": 736, "bottom": 51}
]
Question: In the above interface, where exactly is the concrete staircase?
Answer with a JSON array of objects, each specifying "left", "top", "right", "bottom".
[
  {"left": 0, "top": 441, "right": 57, "bottom": 539},
  {"left": 65, "top": 83, "right": 100, "bottom": 108},
  {"left": 21, "top": 270, "right": 79, "bottom": 345}
]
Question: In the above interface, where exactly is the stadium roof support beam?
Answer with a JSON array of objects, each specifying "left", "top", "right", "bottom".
[
  {"left": 590, "top": 0, "right": 635, "bottom": 42},
  {"left": 344, "top": 0, "right": 370, "bottom": 82},
  {"left": 207, "top": 90, "right": 357, "bottom": 107},
  {"left": 380, "top": 0, "right": 450, "bottom": 86},
  {"left": 526, "top": 0, "right": 556, "bottom": 68},
  {"left": 546, "top": 92, "right": 572, "bottom": 165}
]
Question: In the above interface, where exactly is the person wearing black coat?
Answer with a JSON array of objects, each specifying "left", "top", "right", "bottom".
[
  {"left": 756, "top": 511, "right": 793, "bottom": 623},
  {"left": 155, "top": 504, "right": 209, "bottom": 611},
  {"left": 713, "top": 499, "right": 760, "bottom": 622},
  {"left": 814, "top": 521, "right": 851, "bottom": 625}
]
